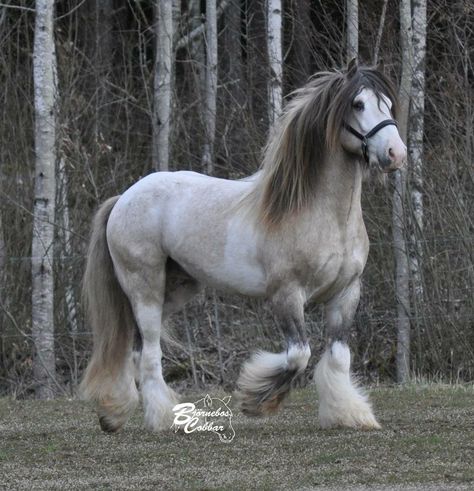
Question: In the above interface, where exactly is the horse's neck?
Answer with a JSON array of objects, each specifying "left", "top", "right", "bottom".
[{"left": 314, "top": 150, "right": 364, "bottom": 221}]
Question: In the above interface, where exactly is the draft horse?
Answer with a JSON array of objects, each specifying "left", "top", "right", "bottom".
[{"left": 80, "top": 61, "right": 406, "bottom": 433}]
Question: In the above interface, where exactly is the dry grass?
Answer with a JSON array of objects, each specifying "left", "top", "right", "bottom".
[{"left": 1, "top": 385, "right": 473, "bottom": 490}]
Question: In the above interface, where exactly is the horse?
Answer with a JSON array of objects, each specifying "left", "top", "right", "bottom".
[{"left": 80, "top": 60, "right": 406, "bottom": 433}]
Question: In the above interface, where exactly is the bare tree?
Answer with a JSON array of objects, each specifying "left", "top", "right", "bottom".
[
  {"left": 267, "top": 0, "right": 283, "bottom": 125},
  {"left": 286, "top": 0, "right": 312, "bottom": 90},
  {"left": 94, "top": 0, "right": 113, "bottom": 141},
  {"left": 223, "top": 0, "right": 244, "bottom": 106},
  {"left": 346, "top": 0, "right": 358, "bottom": 62},
  {"left": 175, "top": 0, "right": 231, "bottom": 52},
  {"left": 202, "top": 0, "right": 218, "bottom": 174},
  {"left": 393, "top": 0, "right": 414, "bottom": 383},
  {"left": 0, "top": 6, "right": 5, "bottom": 322},
  {"left": 188, "top": 1, "right": 205, "bottom": 67},
  {"left": 32, "top": 0, "right": 58, "bottom": 399},
  {"left": 408, "top": 0, "right": 427, "bottom": 299},
  {"left": 0, "top": 203, "right": 5, "bottom": 332},
  {"left": 153, "top": 0, "right": 174, "bottom": 171},
  {"left": 373, "top": 0, "right": 389, "bottom": 65},
  {"left": 57, "top": 158, "right": 78, "bottom": 385}
]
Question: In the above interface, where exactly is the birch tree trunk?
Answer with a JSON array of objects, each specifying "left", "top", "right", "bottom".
[
  {"left": 408, "top": 0, "right": 427, "bottom": 299},
  {"left": 393, "top": 0, "right": 413, "bottom": 383},
  {"left": 153, "top": 0, "right": 174, "bottom": 171},
  {"left": 32, "top": 0, "right": 57, "bottom": 400},
  {"left": 201, "top": 0, "right": 218, "bottom": 175},
  {"left": 267, "top": 0, "right": 283, "bottom": 126},
  {"left": 346, "top": 0, "right": 358, "bottom": 62}
]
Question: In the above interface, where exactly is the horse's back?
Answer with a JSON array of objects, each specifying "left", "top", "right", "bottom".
[{"left": 106, "top": 171, "right": 267, "bottom": 296}]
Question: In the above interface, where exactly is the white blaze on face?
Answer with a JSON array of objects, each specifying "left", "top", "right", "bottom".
[{"left": 349, "top": 88, "right": 407, "bottom": 170}]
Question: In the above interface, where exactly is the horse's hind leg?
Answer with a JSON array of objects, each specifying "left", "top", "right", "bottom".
[
  {"left": 314, "top": 280, "right": 380, "bottom": 429},
  {"left": 115, "top": 263, "right": 178, "bottom": 431},
  {"left": 131, "top": 259, "right": 202, "bottom": 386}
]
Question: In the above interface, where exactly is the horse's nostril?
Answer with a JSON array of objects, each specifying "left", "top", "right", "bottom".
[{"left": 388, "top": 147, "right": 395, "bottom": 159}]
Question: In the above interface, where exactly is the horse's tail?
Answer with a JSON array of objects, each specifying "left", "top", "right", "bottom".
[
  {"left": 236, "top": 343, "right": 311, "bottom": 416},
  {"left": 79, "top": 196, "right": 138, "bottom": 432}
]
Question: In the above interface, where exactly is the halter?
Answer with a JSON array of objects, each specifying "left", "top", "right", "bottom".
[{"left": 343, "top": 119, "right": 398, "bottom": 164}]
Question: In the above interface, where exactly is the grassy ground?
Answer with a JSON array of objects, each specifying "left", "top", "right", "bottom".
[{"left": 1, "top": 385, "right": 473, "bottom": 490}]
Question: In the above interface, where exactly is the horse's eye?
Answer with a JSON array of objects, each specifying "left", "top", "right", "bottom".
[{"left": 353, "top": 100, "right": 365, "bottom": 111}]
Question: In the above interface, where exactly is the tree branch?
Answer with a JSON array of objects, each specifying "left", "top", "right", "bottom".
[{"left": 175, "top": 0, "right": 231, "bottom": 51}]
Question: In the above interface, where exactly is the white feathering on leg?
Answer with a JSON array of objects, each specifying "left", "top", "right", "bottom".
[
  {"left": 314, "top": 341, "right": 381, "bottom": 429},
  {"left": 238, "top": 344, "right": 311, "bottom": 395}
]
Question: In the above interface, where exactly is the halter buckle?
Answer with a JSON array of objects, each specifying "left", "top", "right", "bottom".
[{"left": 361, "top": 139, "right": 369, "bottom": 163}]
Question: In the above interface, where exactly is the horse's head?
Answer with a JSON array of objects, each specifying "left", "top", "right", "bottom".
[
  {"left": 339, "top": 59, "right": 407, "bottom": 172},
  {"left": 252, "top": 62, "right": 407, "bottom": 227}
]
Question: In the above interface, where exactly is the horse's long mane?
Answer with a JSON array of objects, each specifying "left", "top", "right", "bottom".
[{"left": 243, "top": 65, "right": 398, "bottom": 229}]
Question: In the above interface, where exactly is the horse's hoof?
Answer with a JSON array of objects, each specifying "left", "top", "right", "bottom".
[
  {"left": 237, "top": 390, "right": 286, "bottom": 417},
  {"left": 98, "top": 415, "right": 121, "bottom": 433}
]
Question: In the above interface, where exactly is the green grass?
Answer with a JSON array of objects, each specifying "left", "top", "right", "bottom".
[{"left": 1, "top": 385, "right": 474, "bottom": 490}]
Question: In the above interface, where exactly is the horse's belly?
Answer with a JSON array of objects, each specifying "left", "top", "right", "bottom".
[{"left": 169, "top": 248, "right": 267, "bottom": 296}]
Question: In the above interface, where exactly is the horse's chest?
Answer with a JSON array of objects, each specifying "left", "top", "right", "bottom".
[{"left": 302, "top": 235, "right": 368, "bottom": 302}]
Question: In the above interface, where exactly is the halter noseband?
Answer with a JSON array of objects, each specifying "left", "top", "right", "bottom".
[{"left": 343, "top": 119, "right": 398, "bottom": 164}]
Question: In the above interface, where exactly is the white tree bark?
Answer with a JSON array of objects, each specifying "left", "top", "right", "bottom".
[
  {"left": 393, "top": 0, "right": 413, "bottom": 384},
  {"left": 346, "top": 0, "right": 358, "bottom": 63},
  {"left": 202, "top": 0, "right": 218, "bottom": 175},
  {"left": 408, "top": 0, "right": 427, "bottom": 299},
  {"left": 153, "top": 0, "right": 174, "bottom": 171},
  {"left": 266, "top": 0, "right": 283, "bottom": 126},
  {"left": 32, "top": 0, "right": 57, "bottom": 399}
]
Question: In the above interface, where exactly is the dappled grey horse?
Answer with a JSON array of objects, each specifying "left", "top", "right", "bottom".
[{"left": 80, "top": 61, "right": 406, "bottom": 433}]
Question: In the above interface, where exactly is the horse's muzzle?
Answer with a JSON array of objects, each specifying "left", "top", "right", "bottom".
[{"left": 378, "top": 147, "right": 407, "bottom": 172}]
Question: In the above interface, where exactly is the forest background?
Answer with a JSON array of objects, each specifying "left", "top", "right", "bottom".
[{"left": 0, "top": 0, "right": 472, "bottom": 398}]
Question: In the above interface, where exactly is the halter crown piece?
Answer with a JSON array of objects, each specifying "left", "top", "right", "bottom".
[{"left": 343, "top": 119, "right": 398, "bottom": 164}]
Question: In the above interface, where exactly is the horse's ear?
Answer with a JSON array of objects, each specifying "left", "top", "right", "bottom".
[
  {"left": 347, "top": 57, "right": 358, "bottom": 78},
  {"left": 222, "top": 395, "right": 231, "bottom": 405},
  {"left": 204, "top": 394, "right": 212, "bottom": 407},
  {"left": 376, "top": 58, "right": 385, "bottom": 73}
]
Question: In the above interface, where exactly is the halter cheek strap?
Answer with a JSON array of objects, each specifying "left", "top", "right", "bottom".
[{"left": 343, "top": 119, "right": 398, "bottom": 164}]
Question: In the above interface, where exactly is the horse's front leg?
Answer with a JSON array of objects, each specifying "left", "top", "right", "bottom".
[
  {"left": 236, "top": 286, "right": 311, "bottom": 416},
  {"left": 315, "top": 280, "right": 381, "bottom": 429}
]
